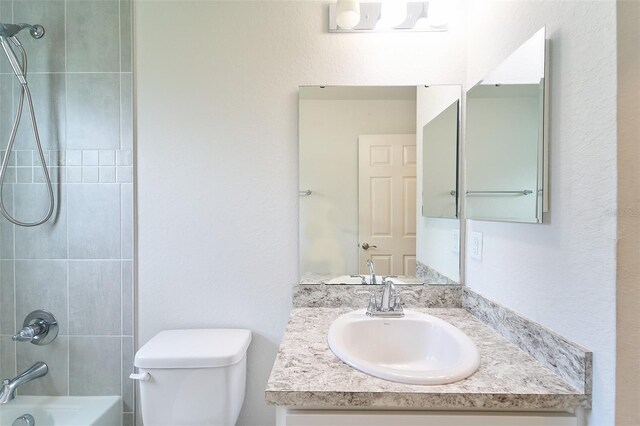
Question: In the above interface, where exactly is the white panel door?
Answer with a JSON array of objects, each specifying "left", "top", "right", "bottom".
[{"left": 358, "top": 134, "right": 416, "bottom": 276}]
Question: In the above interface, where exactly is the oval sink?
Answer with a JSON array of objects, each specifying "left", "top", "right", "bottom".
[
  {"left": 324, "top": 275, "right": 407, "bottom": 285},
  {"left": 327, "top": 309, "right": 480, "bottom": 385}
]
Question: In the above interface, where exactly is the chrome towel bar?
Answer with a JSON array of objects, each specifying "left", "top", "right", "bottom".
[{"left": 466, "top": 190, "right": 533, "bottom": 195}]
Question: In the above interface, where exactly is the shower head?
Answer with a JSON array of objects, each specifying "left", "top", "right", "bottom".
[{"left": 0, "top": 23, "right": 45, "bottom": 39}]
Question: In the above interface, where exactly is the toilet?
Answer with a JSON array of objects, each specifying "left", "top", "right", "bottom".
[{"left": 132, "top": 329, "right": 251, "bottom": 426}]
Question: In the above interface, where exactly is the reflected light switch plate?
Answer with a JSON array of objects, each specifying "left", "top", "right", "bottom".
[
  {"left": 451, "top": 230, "right": 460, "bottom": 254},
  {"left": 470, "top": 232, "right": 483, "bottom": 261}
]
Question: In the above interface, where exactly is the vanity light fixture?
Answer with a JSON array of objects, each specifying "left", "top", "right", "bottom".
[{"left": 329, "top": 1, "right": 448, "bottom": 32}]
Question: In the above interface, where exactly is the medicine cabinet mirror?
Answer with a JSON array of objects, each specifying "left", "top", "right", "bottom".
[
  {"left": 299, "top": 85, "right": 461, "bottom": 285},
  {"left": 465, "top": 27, "right": 548, "bottom": 223}
]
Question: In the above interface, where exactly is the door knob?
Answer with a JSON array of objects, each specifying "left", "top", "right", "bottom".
[{"left": 361, "top": 242, "right": 377, "bottom": 250}]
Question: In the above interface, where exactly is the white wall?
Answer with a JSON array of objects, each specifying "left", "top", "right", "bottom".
[
  {"left": 135, "top": 1, "right": 466, "bottom": 424},
  {"left": 464, "top": 2, "right": 617, "bottom": 425},
  {"left": 299, "top": 97, "right": 416, "bottom": 276}
]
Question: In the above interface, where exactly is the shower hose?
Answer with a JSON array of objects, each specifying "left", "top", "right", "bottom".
[{"left": 0, "top": 35, "right": 54, "bottom": 227}]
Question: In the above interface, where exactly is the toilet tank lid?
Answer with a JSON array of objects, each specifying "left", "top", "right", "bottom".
[{"left": 135, "top": 329, "right": 252, "bottom": 369}]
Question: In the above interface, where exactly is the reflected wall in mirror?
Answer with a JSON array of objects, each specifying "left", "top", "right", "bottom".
[
  {"left": 299, "top": 85, "right": 461, "bottom": 285},
  {"left": 417, "top": 85, "right": 461, "bottom": 284},
  {"left": 422, "top": 100, "right": 459, "bottom": 219},
  {"left": 465, "top": 27, "right": 548, "bottom": 223}
]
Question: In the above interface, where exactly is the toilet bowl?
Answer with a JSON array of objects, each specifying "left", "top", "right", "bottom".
[{"left": 132, "top": 329, "right": 251, "bottom": 426}]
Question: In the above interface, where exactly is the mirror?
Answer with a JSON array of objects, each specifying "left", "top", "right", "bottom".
[
  {"left": 417, "top": 86, "right": 461, "bottom": 284},
  {"left": 465, "top": 27, "right": 548, "bottom": 223},
  {"left": 422, "top": 100, "right": 459, "bottom": 218},
  {"left": 299, "top": 85, "right": 461, "bottom": 285}
]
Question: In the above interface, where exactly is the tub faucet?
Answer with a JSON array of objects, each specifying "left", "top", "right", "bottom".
[
  {"left": 366, "top": 259, "right": 377, "bottom": 285},
  {"left": 0, "top": 362, "right": 48, "bottom": 404}
]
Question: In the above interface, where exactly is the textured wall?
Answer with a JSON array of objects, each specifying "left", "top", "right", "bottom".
[
  {"left": 616, "top": 0, "right": 640, "bottom": 424},
  {"left": 464, "top": 2, "right": 617, "bottom": 425},
  {"left": 135, "top": 1, "right": 466, "bottom": 424},
  {"left": 0, "top": 0, "right": 134, "bottom": 424}
]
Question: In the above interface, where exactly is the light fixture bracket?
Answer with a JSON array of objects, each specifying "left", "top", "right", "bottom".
[{"left": 329, "top": 1, "right": 447, "bottom": 33}]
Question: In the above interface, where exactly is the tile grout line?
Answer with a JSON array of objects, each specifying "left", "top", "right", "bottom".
[
  {"left": 0, "top": 71, "right": 127, "bottom": 75},
  {"left": 10, "top": 258, "right": 131, "bottom": 261},
  {"left": 119, "top": 184, "right": 124, "bottom": 408},
  {"left": 9, "top": 0, "right": 17, "bottom": 376},
  {"left": 12, "top": 0, "right": 17, "bottom": 380},
  {"left": 64, "top": 0, "right": 71, "bottom": 397},
  {"left": 0, "top": 334, "right": 132, "bottom": 338},
  {"left": 12, "top": 187, "right": 16, "bottom": 377},
  {"left": 117, "top": 0, "right": 125, "bottom": 402}
]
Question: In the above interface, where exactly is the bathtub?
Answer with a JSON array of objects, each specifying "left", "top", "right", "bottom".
[{"left": 0, "top": 396, "right": 121, "bottom": 426}]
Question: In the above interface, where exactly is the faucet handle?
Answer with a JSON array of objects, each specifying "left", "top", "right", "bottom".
[
  {"left": 392, "top": 295, "right": 402, "bottom": 312},
  {"left": 13, "top": 310, "right": 58, "bottom": 345},
  {"left": 392, "top": 289, "right": 418, "bottom": 311},
  {"left": 356, "top": 289, "right": 378, "bottom": 312},
  {"left": 350, "top": 275, "right": 367, "bottom": 284},
  {"left": 13, "top": 325, "right": 40, "bottom": 342}
]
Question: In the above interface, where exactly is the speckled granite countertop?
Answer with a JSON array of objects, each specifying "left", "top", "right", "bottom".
[{"left": 265, "top": 307, "right": 590, "bottom": 410}]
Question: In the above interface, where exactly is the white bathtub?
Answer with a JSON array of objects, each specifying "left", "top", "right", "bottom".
[{"left": 0, "top": 396, "right": 121, "bottom": 426}]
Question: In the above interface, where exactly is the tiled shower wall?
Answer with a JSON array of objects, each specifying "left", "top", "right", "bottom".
[{"left": 0, "top": 0, "right": 134, "bottom": 424}]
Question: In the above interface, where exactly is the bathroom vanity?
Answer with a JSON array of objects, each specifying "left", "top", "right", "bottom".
[
  {"left": 273, "top": 23, "right": 591, "bottom": 425},
  {"left": 265, "top": 285, "right": 591, "bottom": 426}
]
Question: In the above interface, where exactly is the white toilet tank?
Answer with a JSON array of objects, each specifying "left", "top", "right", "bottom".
[{"left": 134, "top": 329, "right": 251, "bottom": 426}]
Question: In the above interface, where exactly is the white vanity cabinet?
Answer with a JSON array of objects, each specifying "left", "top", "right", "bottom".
[{"left": 276, "top": 408, "right": 581, "bottom": 426}]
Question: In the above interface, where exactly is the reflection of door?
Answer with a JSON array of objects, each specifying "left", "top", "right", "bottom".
[{"left": 358, "top": 134, "right": 416, "bottom": 276}]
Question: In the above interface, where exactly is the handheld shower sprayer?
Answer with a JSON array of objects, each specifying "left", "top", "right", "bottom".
[{"left": 0, "top": 23, "right": 54, "bottom": 227}]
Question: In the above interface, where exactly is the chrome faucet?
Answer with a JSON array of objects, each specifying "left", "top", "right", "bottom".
[
  {"left": 365, "top": 259, "right": 377, "bottom": 285},
  {"left": 357, "top": 278, "right": 413, "bottom": 318},
  {"left": 0, "top": 362, "right": 48, "bottom": 404}
]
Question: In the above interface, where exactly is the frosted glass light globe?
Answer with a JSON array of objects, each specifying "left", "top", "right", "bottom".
[
  {"left": 336, "top": 0, "right": 361, "bottom": 29},
  {"left": 377, "top": 0, "right": 408, "bottom": 29},
  {"left": 427, "top": 0, "right": 449, "bottom": 28}
]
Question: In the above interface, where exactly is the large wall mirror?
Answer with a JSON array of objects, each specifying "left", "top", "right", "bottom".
[
  {"left": 299, "top": 85, "right": 461, "bottom": 285},
  {"left": 465, "top": 27, "right": 548, "bottom": 223}
]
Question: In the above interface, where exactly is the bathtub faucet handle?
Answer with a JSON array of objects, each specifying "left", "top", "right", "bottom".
[{"left": 13, "top": 310, "right": 58, "bottom": 345}]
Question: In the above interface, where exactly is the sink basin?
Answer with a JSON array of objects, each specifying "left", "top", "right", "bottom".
[
  {"left": 324, "top": 275, "right": 406, "bottom": 285},
  {"left": 327, "top": 309, "right": 480, "bottom": 385}
]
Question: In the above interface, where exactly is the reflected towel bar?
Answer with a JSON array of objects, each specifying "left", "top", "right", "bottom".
[
  {"left": 299, "top": 190, "right": 312, "bottom": 196},
  {"left": 466, "top": 190, "right": 533, "bottom": 195}
]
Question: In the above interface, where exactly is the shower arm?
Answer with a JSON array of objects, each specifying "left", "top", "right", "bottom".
[{"left": 0, "top": 23, "right": 44, "bottom": 39}]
